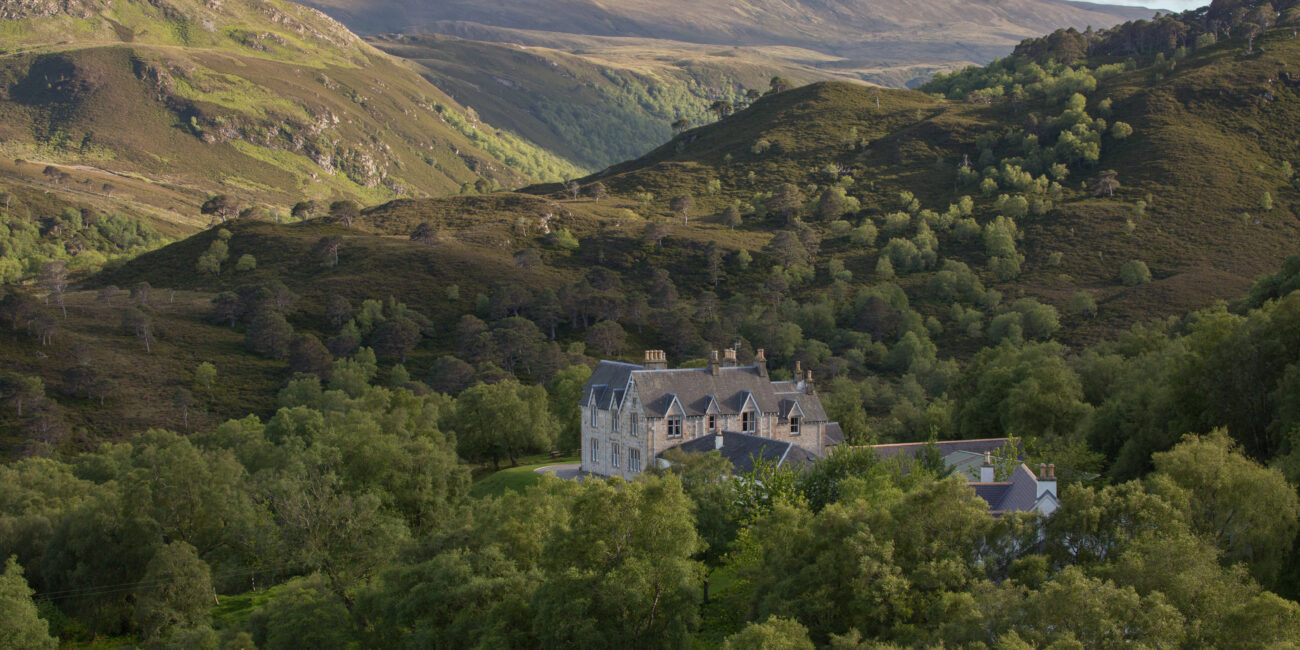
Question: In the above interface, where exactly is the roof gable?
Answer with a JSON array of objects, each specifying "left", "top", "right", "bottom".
[
  {"left": 582, "top": 361, "right": 643, "bottom": 409},
  {"left": 664, "top": 394, "right": 686, "bottom": 416},
  {"left": 704, "top": 395, "right": 721, "bottom": 414}
]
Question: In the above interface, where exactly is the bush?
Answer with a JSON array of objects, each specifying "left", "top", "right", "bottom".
[
  {"left": 235, "top": 254, "right": 257, "bottom": 272},
  {"left": 1068, "top": 291, "right": 1098, "bottom": 318},
  {"left": 548, "top": 229, "right": 580, "bottom": 250},
  {"left": 1119, "top": 260, "right": 1152, "bottom": 286},
  {"left": 850, "top": 223, "right": 878, "bottom": 247}
]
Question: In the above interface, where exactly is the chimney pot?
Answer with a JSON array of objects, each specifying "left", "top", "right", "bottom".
[
  {"left": 756, "top": 348, "right": 766, "bottom": 361},
  {"left": 644, "top": 349, "right": 668, "bottom": 370},
  {"left": 980, "top": 452, "right": 994, "bottom": 482},
  {"left": 1036, "top": 462, "right": 1058, "bottom": 500}
]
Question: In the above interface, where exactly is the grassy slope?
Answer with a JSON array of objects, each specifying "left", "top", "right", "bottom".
[
  {"left": 0, "top": 288, "right": 283, "bottom": 454},
  {"left": 301, "top": 0, "right": 1151, "bottom": 70},
  {"left": 373, "top": 34, "right": 836, "bottom": 170},
  {"left": 38, "top": 187, "right": 773, "bottom": 445},
  {"left": 19, "top": 27, "right": 1300, "bottom": 451},
  {"left": 0, "top": 0, "right": 582, "bottom": 233},
  {"left": 468, "top": 455, "right": 580, "bottom": 499},
  {"left": 542, "top": 31, "right": 1300, "bottom": 342}
]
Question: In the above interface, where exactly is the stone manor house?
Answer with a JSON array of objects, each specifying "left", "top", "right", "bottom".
[
  {"left": 580, "top": 349, "right": 1059, "bottom": 516},
  {"left": 580, "top": 349, "right": 842, "bottom": 479}
]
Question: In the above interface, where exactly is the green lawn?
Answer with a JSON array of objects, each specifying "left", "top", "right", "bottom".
[
  {"left": 211, "top": 584, "right": 288, "bottom": 631},
  {"left": 469, "top": 455, "right": 580, "bottom": 499}
]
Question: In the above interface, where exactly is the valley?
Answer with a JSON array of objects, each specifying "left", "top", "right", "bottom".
[{"left": 3, "top": 1, "right": 1300, "bottom": 648}]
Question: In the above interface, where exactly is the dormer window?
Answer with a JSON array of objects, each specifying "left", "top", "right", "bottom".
[
  {"left": 707, "top": 415, "right": 717, "bottom": 431},
  {"left": 742, "top": 411, "right": 756, "bottom": 433},
  {"left": 790, "top": 416, "right": 801, "bottom": 435},
  {"left": 667, "top": 416, "right": 683, "bottom": 438}
]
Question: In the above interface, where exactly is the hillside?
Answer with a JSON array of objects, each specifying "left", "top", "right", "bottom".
[
  {"left": 334, "top": 0, "right": 1153, "bottom": 170},
  {"left": 546, "top": 26, "right": 1300, "bottom": 341},
  {"left": 17, "top": 18, "right": 1295, "bottom": 449},
  {"left": 371, "top": 33, "right": 835, "bottom": 170},
  {"left": 9, "top": 5, "right": 1300, "bottom": 649},
  {"left": 0, "top": 0, "right": 582, "bottom": 236},
  {"left": 304, "top": 0, "right": 1153, "bottom": 68}
]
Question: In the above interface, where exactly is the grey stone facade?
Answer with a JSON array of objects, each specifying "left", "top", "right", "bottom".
[{"left": 580, "top": 349, "right": 833, "bottom": 479}]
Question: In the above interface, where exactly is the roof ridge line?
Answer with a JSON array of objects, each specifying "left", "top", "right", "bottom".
[{"left": 777, "top": 441, "right": 792, "bottom": 467}]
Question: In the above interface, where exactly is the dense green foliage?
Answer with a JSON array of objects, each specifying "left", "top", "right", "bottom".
[
  {"left": 4, "top": 2, "right": 1300, "bottom": 645},
  {"left": 2, "top": 368, "right": 1297, "bottom": 646},
  {"left": 0, "top": 203, "right": 169, "bottom": 283}
]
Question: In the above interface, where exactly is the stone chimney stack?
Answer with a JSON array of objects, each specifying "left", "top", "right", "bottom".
[
  {"left": 723, "top": 348, "right": 738, "bottom": 367},
  {"left": 710, "top": 350, "right": 720, "bottom": 376},
  {"left": 1036, "top": 462, "right": 1058, "bottom": 499},
  {"left": 755, "top": 348, "right": 768, "bottom": 378},
  {"left": 795, "top": 360, "right": 802, "bottom": 377},
  {"left": 981, "top": 451, "right": 995, "bottom": 482},
  {"left": 643, "top": 349, "right": 668, "bottom": 370},
  {"left": 805, "top": 370, "right": 815, "bottom": 394},
  {"left": 715, "top": 433, "right": 724, "bottom": 450}
]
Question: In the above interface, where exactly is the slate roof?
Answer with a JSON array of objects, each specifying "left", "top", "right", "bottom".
[
  {"left": 944, "top": 450, "right": 988, "bottom": 479},
  {"left": 969, "top": 464, "right": 1053, "bottom": 514},
  {"left": 658, "top": 431, "right": 819, "bottom": 474},
  {"left": 630, "top": 365, "right": 828, "bottom": 421},
  {"left": 824, "top": 422, "right": 845, "bottom": 446},
  {"left": 994, "top": 464, "right": 1045, "bottom": 512},
  {"left": 580, "top": 361, "right": 642, "bottom": 409},
  {"left": 869, "top": 437, "right": 1019, "bottom": 461},
  {"left": 971, "top": 482, "right": 1012, "bottom": 507}
]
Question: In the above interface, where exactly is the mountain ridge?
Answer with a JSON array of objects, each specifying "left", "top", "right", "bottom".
[{"left": 0, "top": 0, "right": 582, "bottom": 235}]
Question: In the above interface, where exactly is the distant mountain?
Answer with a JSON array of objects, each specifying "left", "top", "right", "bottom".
[
  {"left": 0, "top": 0, "right": 581, "bottom": 234},
  {"left": 303, "top": 0, "right": 1155, "bottom": 67},
  {"left": 370, "top": 33, "right": 842, "bottom": 170},
  {"left": 294, "top": 0, "right": 1154, "bottom": 169}
]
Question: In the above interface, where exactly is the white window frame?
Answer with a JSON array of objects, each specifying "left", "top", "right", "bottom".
[
  {"left": 629, "top": 448, "right": 642, "bottom": 473},
  {"left": 591, "top": 438, "right": 600, "bottom": 462},
  {"left": 707, "top": 414, "right": 717, "bottom": 432},
  {"left": 590, "top": 405, "right": 597, "bottom": 427},
  {"left": 613, "top": 409, "right": 619, "bottom": 432},
  {"left": 790, "top": 416, "right": 801, "bottom": 435},
  {"left": 742, "top": 411, "right": 756, "bottom": 433},
  {"left": 630, "top": 415, "right": 638, "bottom": 438},
  {"left": 667, "top": 416, "right": 683, "bottom": 438},
  {"left": 611, "top": 443, "right": 620, "bottom": 469}
]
